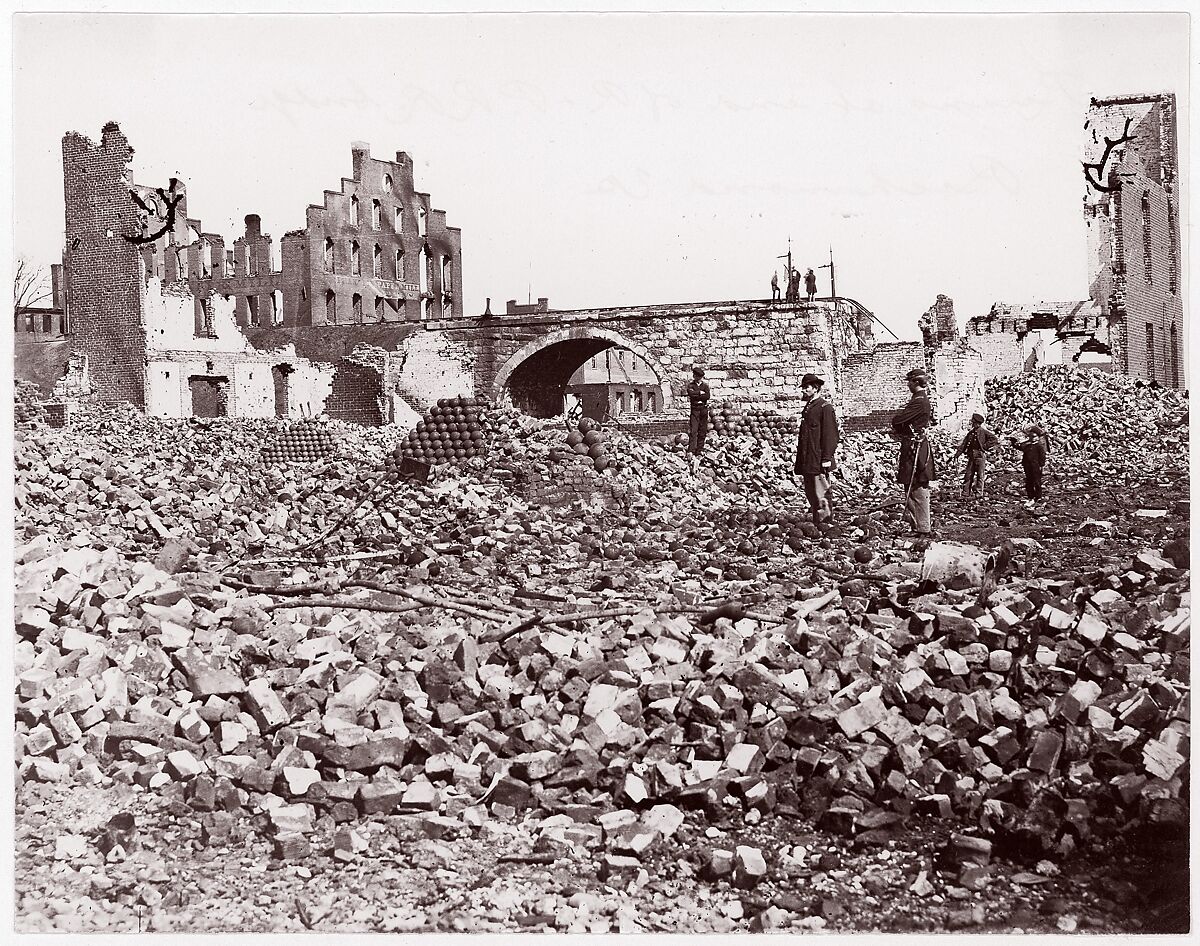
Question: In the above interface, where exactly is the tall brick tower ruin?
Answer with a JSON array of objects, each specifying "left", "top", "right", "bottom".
[
  {"left": 1084, "top": 93, "right": 1183, "bottom": 387},
  {"left": 62, "top": 122, "right": 157, "bottom": 406}
]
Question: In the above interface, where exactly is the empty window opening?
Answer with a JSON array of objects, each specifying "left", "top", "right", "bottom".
[
  {"left": 349, "top": 195, "right": 359, "bottom": 226},
  {"left": 1170, "top": 324, "right": 1180, "bottom": 387},
  {"left": 324, "top": 238, "right": 334, "bottom": 272},
  {"left": 352, "top": 293, "right": 363, "bottom": 322},
  {"left": 384, "top": 173, "right": 393, "bottom": 192},
  {"left": 224, "top": 251, "right": 234, "bottom": 278},
  {"left": 201, "top": 245, "right": 211, "bottom": 279},
  {"left": 326, "top": 290, "right": 337, "bottom": 324},
  {"left": 197, "top": 298, "right": 215, "bottom": 337},
  {"left": 374, "top": 296, "right": 383, "bottom": 321},
  {"left": 271, "top": 289, "right": 283, "bottom": 326},
  {"left": 418, "top": 245, "right": 429, "bottom": 317},
  {"left": 394, "top": 206, "right": 403, "bottom": 233},
  {"left": 189, "top": 376, "right": 229, "bottom": 418},
  {"left": 272, "top": 364, "right": 293, "bottom": 418},
  {"left": 351, "top": 241, "right": 361, "bottom": 275},
  {"left": 371, "top": 199, "right": 382, "bottom": 230},
  {"left": 248, "top": 295, "right": 261, "bottom": 327},
  {"left": 395, "top": 247, "right": 404, "bottom": 280},
  {"left": 418, "top": 206, "right": 427, "bottom": 237},
  {"left": 1168, "top": 199, "right": 1178, "bottom": 293},
  {"left": 300, "top": 288, "right": 307, "bottom": 302},
  {"left": 373, "top": 243, "right": 382, "bottom": 278},
  {"left": 1141, "top": 192, "right": 1153, "bottom": 283},
  {"left": 176, "top": 248, "right": 187, "bottom": 281}
]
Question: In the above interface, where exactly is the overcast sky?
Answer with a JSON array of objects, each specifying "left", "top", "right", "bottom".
[{"left": 12, "top": 12, "right": 1189, "bottom": 339}]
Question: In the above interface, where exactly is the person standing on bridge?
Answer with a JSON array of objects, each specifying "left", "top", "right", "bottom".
[
  {"left": 891, "top": 368, "right": 936, "bottom": 539},
  {"left": 771, "top": 271, "right": 780, "bottom": 303},
  {"left": 794, "top": 372, "right": 839, "bottom": 528},
  {"left": 686, "top": 367, "right": 711, "bottom": 458},
  {"left": 785, "top": 268, "right": 800, "bottom": 304},
  {"left": 805, "top": 268, "right": 817, "bottom": 303}
]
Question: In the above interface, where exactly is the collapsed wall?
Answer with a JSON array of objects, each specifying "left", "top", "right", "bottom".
[{"left": 52, "top": 123, "right": 470, "bottom": 425}]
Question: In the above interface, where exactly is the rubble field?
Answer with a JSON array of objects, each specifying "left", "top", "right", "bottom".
[{"left": 12, "top": 367, "right": 1191, "bottom": 933}]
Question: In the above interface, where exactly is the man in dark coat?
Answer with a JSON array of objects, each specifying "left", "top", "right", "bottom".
[
  {"left": 794, "top": 372, "right": 839, "bottom": 526},
  {"left": 771, "top": 271, "right": 780, "bottom": 303},
  {"left": 686, "top": 366, "right": 711, "bottom": 457},
  {"left": 890, "top": 367, "right": 936, "bottom": 537},
  {"left": 954, "top": 412, "right": 999, "bottom": 499},
  {"left": 804, "top": 268, "right": 817, "bottom": 302},
  {"left": 785, "top": 268, "right": 800, "bottom": 304}
]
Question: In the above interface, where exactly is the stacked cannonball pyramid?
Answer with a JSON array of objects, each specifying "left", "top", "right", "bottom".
[
  {"left": 709, "top": 401, "right": 798, "bottom": 439},
  {"left": 708, "top": 401, "right": 744, "bottom": 435},
  {"left": 549, "top": 416, "right": 614, "bottom": 472},
  {"left": 397, "top": 396, "right": 488, "bottom": 466},
  {"left": 260, "top": 419, "right": 337, "bottom": 464}
]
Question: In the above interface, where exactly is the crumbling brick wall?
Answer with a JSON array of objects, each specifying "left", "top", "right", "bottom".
[
  {"left": 1084, "top": 93, "right": 1183, "bottom": 387},
  {"left": 840, "top": 341, "right": 924, "bottom": 429},
  {"left": 62, "top": 123, "right": 148, "bottom": 406}
]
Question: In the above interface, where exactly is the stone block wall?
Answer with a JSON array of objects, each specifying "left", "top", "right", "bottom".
[{"left": 431, "top": 300, "right": 851, "bottom": 419}]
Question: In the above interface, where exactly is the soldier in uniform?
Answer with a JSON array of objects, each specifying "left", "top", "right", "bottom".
[{"left": 890, "top": 368, "right": 936, "bottom": 537}]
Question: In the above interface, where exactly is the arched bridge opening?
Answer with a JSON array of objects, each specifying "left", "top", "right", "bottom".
[{"left": 491, "top": 328, "right": 674, "bottom": 419}]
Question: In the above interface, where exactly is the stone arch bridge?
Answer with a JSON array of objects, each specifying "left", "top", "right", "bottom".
[{"left": 420, "top": 298, "right": 878, "bottom": 418}]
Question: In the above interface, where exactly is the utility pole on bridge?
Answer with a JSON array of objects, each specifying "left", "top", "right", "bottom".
[
  {"left": 818, "top": 245, "right": 837, "bottom": 301},
  {"left": 776, "top": 236, "right": 792, "bottom": 282}
]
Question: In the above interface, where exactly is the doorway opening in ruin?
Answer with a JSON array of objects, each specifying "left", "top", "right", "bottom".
[
  {"left": 189, "top": 376, "right": 230, "bottom": 418},
  {"left": 272, "top": 364, "right": 293, "bottom": 418},
  {"left": 494, "top": 331, "right": 671, "bottom": 419}
]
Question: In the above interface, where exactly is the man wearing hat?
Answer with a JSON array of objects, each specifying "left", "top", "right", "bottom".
[
  {"left": 954, "top": 412, "right": 999, "bottom": 499},
  {"left": 794, "top": 372, "right": 839, "bottom": 527},
  {"left": 890, "top": 368, "right": 936, "bottom": 537},
  {"left": 686, "top": 366, "right": 711, "bottom": 457}
]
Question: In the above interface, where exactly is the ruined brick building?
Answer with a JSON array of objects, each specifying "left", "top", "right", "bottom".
[
  {"left": 963, "top": 92, "right": 1184, "bottom": 388},
  {"left": 56, "top": 122, "right": 463, "bottom": 420},
  {"left": 23, "top": 93, "right": 1180, "bottom": 432}
]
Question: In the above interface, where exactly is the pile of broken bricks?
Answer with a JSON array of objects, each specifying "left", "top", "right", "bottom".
[{"left": 13, "top": 520, "right": 1189, "bottom": 881}]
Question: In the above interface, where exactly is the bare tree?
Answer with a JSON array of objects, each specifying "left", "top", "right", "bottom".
[
  {"left": 1082, "top": 116, "right": 1137, "bottom": 193},
  {"left": 14, "top": 258, "right": 52, "bottom": 320}
]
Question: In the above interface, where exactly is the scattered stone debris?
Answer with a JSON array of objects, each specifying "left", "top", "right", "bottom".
[{"left": 12, "top": 366, "right": 1189, "bottom": 933}]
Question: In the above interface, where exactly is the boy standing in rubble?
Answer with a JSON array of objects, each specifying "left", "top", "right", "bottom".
[
  {"left": 954, "top": 412, "right": 998, "bottom": 499},
  {"left": 1011, "top": 425, "right": 1048, "bottom": 507}
]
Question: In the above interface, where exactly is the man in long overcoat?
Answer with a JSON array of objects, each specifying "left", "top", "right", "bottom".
[
  {"left": 686, "top": 366, "right": 711, "bottom": 457},
  {"left": 794, "top": 372, "right": 839, "bottom": 526},
  {"left": 891, "top": 368, "right": 936, "bottom": 537}
]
